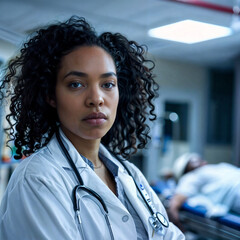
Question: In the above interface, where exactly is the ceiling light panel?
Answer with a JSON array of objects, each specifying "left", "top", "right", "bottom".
[{"left": 148, "top": 20, "right": 232, "bottom": 44}]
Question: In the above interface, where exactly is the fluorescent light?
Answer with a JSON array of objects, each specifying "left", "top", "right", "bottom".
[{"left": 148, "top": 20, "right": 232, "bottom": 44}]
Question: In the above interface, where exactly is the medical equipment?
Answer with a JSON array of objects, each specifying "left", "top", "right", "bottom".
[
  {"left": 180, "top": 202, "right": 240, "bottom": 240},
  {"left": 56, "top": 129, "right": 169, "bottom": 238}
]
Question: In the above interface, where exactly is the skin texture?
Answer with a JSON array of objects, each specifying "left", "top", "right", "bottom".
[
  {"left": 49, "top": 46, "right": 119, "bottom": 189},
  {"left": 185, "top": 157, "right": 207, "bottom": 174},
  {"left": 168, "top": 194, "right": 187, "bottom": 232}
]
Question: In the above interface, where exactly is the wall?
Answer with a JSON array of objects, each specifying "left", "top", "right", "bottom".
[
  {"left": 0, "top": 40, "right": 17, "bottom": 157},
  {"left": 143, "top": 56, "right": 209, "bottom": 181},
  {"left": 0, "top": 39, "right": 17, "bottom": 62},
  {"left": 154, "top": 57, "right": 208, "bottom": 154},
  {"left": 204, "top": 145, "right": 232, "bottom": 165},
  {"left": 142, "top": 56, "right": 236, "bottom": 182},
  {"left": 233, "top": 59, "right": 240, "bottom": 167}
]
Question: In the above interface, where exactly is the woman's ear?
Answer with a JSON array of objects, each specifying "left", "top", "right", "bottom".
[{"left": 46, "top": 96, "right": 56, "bottom": 108}]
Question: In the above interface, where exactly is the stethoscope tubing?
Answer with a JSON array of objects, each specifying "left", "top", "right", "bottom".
[
  {"left": 56, "top": 129, "right": 168, "bottom": 237},
  {"left": 73, "top": 185, "right": 108, "bottom": 213},
  {"left": 56, "top": 129, "right": 84, "bottom": 185},
  {"left": 56, "top": 129, "right": 114, "bottom": 239},
  {"left": 57, "top": 128, "right": 152, "bottom": 214}
]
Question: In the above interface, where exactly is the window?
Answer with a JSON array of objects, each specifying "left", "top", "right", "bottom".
[
  {"left": 207, "top": 69, "right": 234, "bottom": 144},
  {"left": 164, "top": 102, "right": 189, "bottom": 141}
]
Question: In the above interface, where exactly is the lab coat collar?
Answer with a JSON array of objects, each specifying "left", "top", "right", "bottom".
[
  {"left": 98, "top": 146, "right": 152, "bottom": 235},
  {"left": 47, "top": 129, "right": 89, "bottom": 169},
  {"left": 47, "top": 129, "right": 126, "bottom": 172},
  {"left": 98, "top": 144, "right": 126, "bottom": 173},
  {"left": 48, "top": 133, "right": 131, "bottom": 210}
]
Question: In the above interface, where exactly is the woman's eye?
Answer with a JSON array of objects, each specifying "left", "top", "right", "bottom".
[
  {"left": 102, "top": 82, "right": 115, "bottom": 89},
  {"left": 69, "top": 82, "right": 83, "bottom": 89}
]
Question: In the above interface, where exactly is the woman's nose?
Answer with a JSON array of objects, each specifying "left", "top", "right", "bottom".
[{"left": 85, "top": 87, "right": 104, "bottom": 107}]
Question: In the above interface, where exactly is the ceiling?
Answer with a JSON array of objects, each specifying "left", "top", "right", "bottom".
[{"left": 0, "top": 0, "right": 240, "bottom": 68}]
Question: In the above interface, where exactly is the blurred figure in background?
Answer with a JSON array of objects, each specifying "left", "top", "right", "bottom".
[{"left": 168, "top": 152, "right": 240, "bottom": 230}]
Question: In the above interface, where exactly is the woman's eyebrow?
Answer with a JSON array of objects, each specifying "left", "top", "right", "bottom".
[
  {"left": 63, "top": 71, "right": 117, "bottom": 79},
  {"left": 100, "top": 72, "right": 117, "bottom": 78},
  {"left": 63, "top": 71, "right": 87, "bottom": 79}
]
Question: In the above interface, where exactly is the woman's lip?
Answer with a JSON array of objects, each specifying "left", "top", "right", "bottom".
[
  {"left": 84, "top": 118, "right": 107, "bottom": 125},
  {"left": 83, "top": 112, "right": 107, "bottom": 120}
]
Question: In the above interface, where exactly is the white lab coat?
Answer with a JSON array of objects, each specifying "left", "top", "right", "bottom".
[{"left": 0, "top": 131, "right": 184, "bottom": 240}]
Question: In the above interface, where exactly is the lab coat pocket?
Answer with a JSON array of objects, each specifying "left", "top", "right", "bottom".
[{"left": 76, "top": 192, "right": 113, "bottom": 240}]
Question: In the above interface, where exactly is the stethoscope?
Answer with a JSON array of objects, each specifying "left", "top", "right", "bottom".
[{"left": 56, "top": 129, "right": 169, "bottom": 239}]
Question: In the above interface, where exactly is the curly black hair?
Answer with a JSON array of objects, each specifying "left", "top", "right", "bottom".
[{"left": 0, "top": 16, "right": 159, "bottom": 160}]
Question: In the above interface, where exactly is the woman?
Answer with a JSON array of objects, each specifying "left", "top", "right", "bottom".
[{"left": 0, "top": 16, "right": 184, "bottom": 239}]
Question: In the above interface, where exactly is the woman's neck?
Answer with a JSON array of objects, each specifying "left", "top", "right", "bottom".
[
  {"left": 78, "top": 141, "right": 101, "bottom": 166},
  {"left": 60, "top": 127, "right": 101, "bottom": 166}
]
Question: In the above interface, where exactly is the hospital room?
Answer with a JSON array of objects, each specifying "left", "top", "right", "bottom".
[{"left": 0, "top": 0, "right": 240, "bottom": 239}]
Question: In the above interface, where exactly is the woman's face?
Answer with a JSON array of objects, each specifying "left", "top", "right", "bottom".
[
  {"left": 185, "top": 157, "right": 207, "bottom": 173},
  {"left": 50, "top": 46, "right": 119, "bottom": 143}
]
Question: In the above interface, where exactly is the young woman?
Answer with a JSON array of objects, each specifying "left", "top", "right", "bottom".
[{"left": 0, "top": 16, "right": 184, "bottom": 240}]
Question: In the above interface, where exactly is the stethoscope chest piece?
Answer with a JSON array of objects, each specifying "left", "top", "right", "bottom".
[
  {"left": 156, "top": 212, "right": 169, "bottom": 228},
  {"left": 148, "top": 212, "right": 169, "bottom": 236}
]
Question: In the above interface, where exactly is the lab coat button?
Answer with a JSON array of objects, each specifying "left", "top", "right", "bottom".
[{"left": 122, "top": 215, "right": 129, "bottom": 222}]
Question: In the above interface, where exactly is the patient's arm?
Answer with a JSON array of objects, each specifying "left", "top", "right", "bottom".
[{"left": 168, "top": 194, "right": 187, "bottom": 231}]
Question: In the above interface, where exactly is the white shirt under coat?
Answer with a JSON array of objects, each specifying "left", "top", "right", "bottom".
[{"left": 0, "top": 131, "right": 184, "bottom": 240}]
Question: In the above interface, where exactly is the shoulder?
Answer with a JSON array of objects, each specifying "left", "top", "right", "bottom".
[
  {"left": 7, "top": 141, "right": 67, "bottom": 192},
  {"left": 120, "top": 159, "right": 145, "bottom": 180},
  {"left": 13, "top": 146, "right": 54, "bottom": 177},
  {"left": 120, "top": 160, "right": 156, "bottom": 197}
]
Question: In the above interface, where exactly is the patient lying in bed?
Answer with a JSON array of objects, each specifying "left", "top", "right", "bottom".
[{"left": 167, "top": 153, "right": 240, "bottom": 231}]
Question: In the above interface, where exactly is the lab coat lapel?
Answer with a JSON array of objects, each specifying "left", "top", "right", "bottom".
[
  {"left": 54, "top": 130, "right": 89, "bottom": 169},
  {"left": 118, "top": 169, "right": 154, "bottom": 239},
  {"left": 99, "top": 144, "right": 153, "bottom": 237},
  {"left": 80, "top": 165, "right": 130, "bottom": 214},
  {"left": 50, "top": 134, "right": 140, "bottom": 222}
]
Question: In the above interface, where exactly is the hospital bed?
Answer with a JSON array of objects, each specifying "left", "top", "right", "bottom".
[{"left": 151, "top": 180, "right": 240, "bottom": 240}]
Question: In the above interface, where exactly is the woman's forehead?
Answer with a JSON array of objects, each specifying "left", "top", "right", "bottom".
[{"left": 57, "top": 46, "right": 116, "bottom": 77}]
